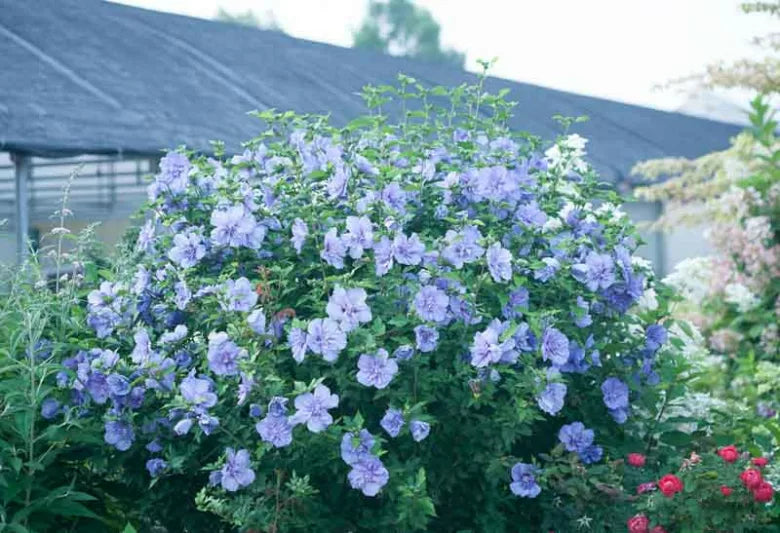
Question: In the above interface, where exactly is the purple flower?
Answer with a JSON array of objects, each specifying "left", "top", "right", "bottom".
[
  {"left": 180, "top": 373, "right": 218, "bottom": 409},
  {"left": 326, "top": 287, "right": 372, "bottom": 332},
  {"left": 160, "top": 324, "right": 188, "bottom": 344},
  {"left": 503, "top": 287, "right": 530, "bottom": 319},
  {"left": 288, "top": 327, "right": 308, "bottom": 363},
  {"left": 374, "top": 236, "right": 394, "bottom": 276},
  {"left": 572, "top": 296, "right": 592, "bottom": 328},
  {"left": 515, "top": 201, "right": 547, "bottom": 228},
  {"left": 208, "top": 470, "right": 222, "bottom": 488},
  {"left": 40, "top": 397, "right": 60, "bottom": 419},
  {"left": 470, "top": 322, "right": 516, "bottom": 368},
  {"left": 247, "top": 309, "right": 267, "bottom": 335},
  {"left": 146, "top": 458, "right": 168, "bottom": 477},
  {"left": 219, "top": 448, "right": 255, "bottom": 492},
  {"left": 578, "top": 444, "right": 603, "bottom": 464},
  {"left": 340, "top": 429, "right": 376, "bottom": 465},
  {"left": 223, "top": 277, "right": 258, "bottom": 312},
  {"left": 86, "top": 281, "right": 125, "bottom": 338},
  {"left": 645, "top": 324, "right": 667, "bottom": 352},
  {"left": 541, "top": 328, "right": 569, "bottom": 367},
  {"left": 197, "top": 414, "right": 218, "bottom": 435},
  {"left": 149, "top": 152, "right": 190, "bottom": 200},
  {"left": 510, "top": 463, "right": 541, "bottom": 498},
  {"left": 93, "top": 348, "right": 119, "bottom": 370},
  {"left": 381, "top": 182, "right": 407, "bottom": 213},
  {"left": 393, "top": 345, "right": 414, "bottom": 361},
  {"left": 137, "top": 220, "right": 156, "bottom": 252},
  {"left": 757, "top": 402, "right": 776, "bottom": 418},
  {"left": 413, "top": 286, "right": 449, "bottom": 323},
  {"left": 348, "top": 455, "right": 389, "bottom": 497},
  {"left": 342, "top": 216, "right": 374, "bottom": 259},
  {"left": 256, "top": 397, "right": 294, "bottom": 448},
  {"left": 601, "top": 377, "right": 629, "bottom": 410},
  {"left": 306, "top": 318, "right": 347, "bottom": 362},
  {"left": 107, "top": 373, "right": 131, "bottom": 397},
  {"left": 609, "top": 406, "right": 629, "bottom": 424},
  {"left": 168, "top": 231, "right": 206, "bottom": 268},
  {"left": 534, "top": 258, "right": 560, "bottom": 282},
  {"left": 380, "top": 408, "right": 405, "bottom": 437},
  {"left": 326, "top": 164, "right": 350, "bottom": 200},
  {"left": 513, "top": 322, "right": 537, "bottom": 352},
  {"left": 410, "top": 420, "right": 430, "bottom": 442},
  {"left": 356, "top": 349, "right": 398, "bottom": 389},
  {"left": 237, "top": 373, "right": 255, "bottom": 406},
  {"left": 207, "top": 332, "right": 245, "bottom": 376},
  {"left": 290, "top": 384, "right": 339, "bottom": 432},
  {"left": 174, "top": 281, "right": 191, "bottom": 310},
  {"left": 537, "top": 382, "right": 567, "bottom": 415},
  {"left": 442, "top": 226, "right": 484, "bottom": 269},
  {"left": 210, "top": 205, "right": 265, "bottom": 249},
  {"left": 321, "top": 228, "right": 347, "bottom": 269},
  {"left": 558, "top": 421, "right": 594, "bottom": 453},
  {"left": 572, "top": 252, "right": 615, "bottom": 291},
  {"left": 173, "top": 418, "right": 194, "bottom": 436},
  {"left": 104, "top": 420, "right": 134, "bottom": 451},
  {"left": 291, "top": 218, "right": 308, "bottom": 254},
  {"left": 560, "top": 341, "right": 589, "bottom": 373},
  {"left": 355, "top": 154, "right": 379, "bottom": 176},
  {"left": 475, "top": 166, "right": 517, "bottom": 201},
  {"left": 86, "top": 372, "right": 109, "bottom": 404},
  {"left": 393, "top": 233, "right": 425, "bottom": 265},
  {"left": 486, "top": 242, "right": 513, "bottom": 283},
  {"left": 414, "top": 325, "right": 439, "bottom": 352}
]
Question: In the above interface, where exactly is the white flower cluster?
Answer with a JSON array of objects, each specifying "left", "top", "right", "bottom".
[
  {"left": 663, "top": 257, "right": 713, "bottom": 305},
  {"left": 723, "top": 282, "right": 761, "bottom": 312},
  {"left": 545, "top": 134, "right": 588, "bottom": 175}
]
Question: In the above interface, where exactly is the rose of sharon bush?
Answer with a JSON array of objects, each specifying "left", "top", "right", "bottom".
[{"left": 56, "top": 78, "right": 759, "bottom": 531}]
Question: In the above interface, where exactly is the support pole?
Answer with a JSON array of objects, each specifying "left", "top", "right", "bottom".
[
  {"left": 653, "top": 201, "right": 666, "bottom": 276},
  {"left": 12, "top": 152, "right": 31, "bottom": 263}
]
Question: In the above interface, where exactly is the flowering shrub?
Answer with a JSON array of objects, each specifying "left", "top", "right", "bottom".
[
  {"left": 634, "top": 98, "right": 779, "bottom": 417},
  {"left": 625, "top": 446, "right": 777, "bottom": 532},
  {"left": 52, "top": 75, "right": 775, "bottom": 531}
]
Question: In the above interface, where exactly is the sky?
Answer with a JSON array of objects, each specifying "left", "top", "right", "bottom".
[{"left": 114, "top": 0, "right": 775, "bottom": 118}]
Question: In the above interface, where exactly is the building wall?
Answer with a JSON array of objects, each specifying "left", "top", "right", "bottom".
[
  {"left": 0, "top": 151, "right": 151, "bottom": 263},
  {"left": 623, "top": 200, "right": 713, "bottom": 276}
]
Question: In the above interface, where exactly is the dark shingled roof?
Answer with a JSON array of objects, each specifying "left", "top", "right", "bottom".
[{"left": 0, "top": 0, "right": 742, "bottom": 183}]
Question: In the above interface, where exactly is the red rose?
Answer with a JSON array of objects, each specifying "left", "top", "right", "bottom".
[
  {"left": 627, "top": 514, "right": 650, "bottom": 533},
  {"left": 658, "top": 474, "right": 683, "bottom": 497},
  {"left": 717, "top": 445, "right": 739, "bottom": 463},
  {"left": 751, "top": 457, "right": 768, "bottom": 468},
  {"left": 740, "top": 468, "right": 763, "bottom": 490},
  {"left": 650, "top": 527, "right": 668, "bottom": 533},
  {"left": 627, "top": 453, "right": 646, "bottom": 467},
  {"left": 752, "top": 481, "right": 773, "bottom": 503},
  {"left": 720, "top": 485, "right": 732, "bottom": 496}
]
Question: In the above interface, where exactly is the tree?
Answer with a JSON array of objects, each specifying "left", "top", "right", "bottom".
[
  {"left": 214, "top": 7, "right": 284, "bottom": 33},
  {"left": 672, "top": 1, "right": 779, "bottom": 94},
  {"left": 353, "top": 0, "right": 465, "bottom": 68}
]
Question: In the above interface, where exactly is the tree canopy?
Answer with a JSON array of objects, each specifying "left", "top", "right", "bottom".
[{"left": 353, "top": 0, "right": 465, "bottom": 68}]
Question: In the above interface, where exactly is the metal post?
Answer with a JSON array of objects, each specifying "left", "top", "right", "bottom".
[
  {"left": 12, "top": 152, "right": 31, "bottom": 262},
  {"left": 653, "top": 201, "right": 666, "bottom": 276}
]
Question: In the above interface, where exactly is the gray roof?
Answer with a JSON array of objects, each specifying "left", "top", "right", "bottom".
[{"left": 0, "top": 0, "right": 742, "bottom": 183}]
